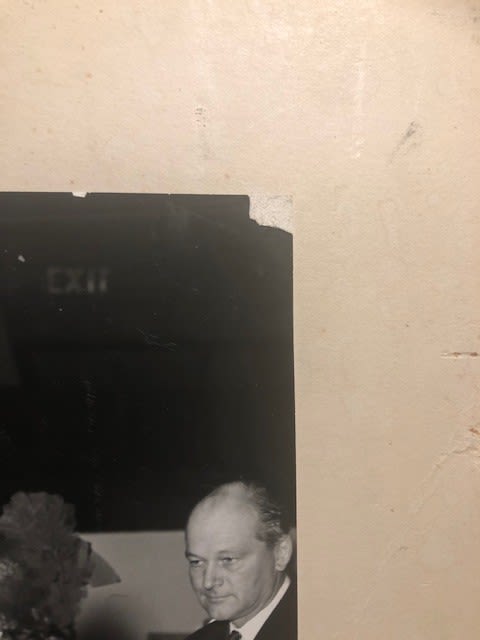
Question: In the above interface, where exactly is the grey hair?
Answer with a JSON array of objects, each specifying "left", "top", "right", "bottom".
[{"left": 206, "top": 481, "right": 288, "bottom": 547}]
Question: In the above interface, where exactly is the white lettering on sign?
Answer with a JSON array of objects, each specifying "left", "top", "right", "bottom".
[{"left": 47, "top": 267, "right": 110, "bottom": 295}]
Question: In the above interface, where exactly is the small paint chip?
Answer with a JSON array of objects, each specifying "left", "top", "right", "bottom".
[
  {"left": 72, "top": 192, "right": 87, "bottom": 198},
  {"left": 17, "top": 255, "right": 26, "bottom": 263}
]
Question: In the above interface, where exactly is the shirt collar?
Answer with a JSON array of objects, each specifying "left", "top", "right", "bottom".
[{"left": 229, "top": 575, "right": 290, "bottom": 640}]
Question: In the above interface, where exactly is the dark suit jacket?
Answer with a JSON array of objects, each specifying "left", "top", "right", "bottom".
[{"left": 184, "top": 582, "right": 297, "bottom": 640}]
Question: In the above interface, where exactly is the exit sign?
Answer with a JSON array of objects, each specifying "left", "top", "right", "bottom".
[{"left": 46, "top": 267, "right": 110, "bottom": 295}]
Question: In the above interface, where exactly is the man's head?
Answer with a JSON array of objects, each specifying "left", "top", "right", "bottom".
[{"left": 185, "top": 481, "right": 293, "bottom": 628}]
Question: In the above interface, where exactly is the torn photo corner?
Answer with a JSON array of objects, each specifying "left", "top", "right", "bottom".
[{"left": 248, "top": 193, "right": 293, "bottom": 234}]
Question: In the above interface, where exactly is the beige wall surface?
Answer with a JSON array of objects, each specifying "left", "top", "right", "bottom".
[{"left": 2, "top": 1, "right": 480, "bottom": 638}]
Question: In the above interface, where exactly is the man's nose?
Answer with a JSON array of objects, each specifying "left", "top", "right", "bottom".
[{"left": 203, "top": 561, "right": 222, "bottom": 590}]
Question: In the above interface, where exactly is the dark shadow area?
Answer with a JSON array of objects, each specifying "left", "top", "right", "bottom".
[
  {"left": 148, "top": 635, "right": 186, "bottom": 640},
  {"left": 0, "top": 193, "right": 295, "bottom": 532},
  {"left": 78, "top": 602, "right": 138, "bottom": 640}
]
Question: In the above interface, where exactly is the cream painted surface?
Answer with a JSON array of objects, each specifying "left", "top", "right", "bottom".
[{"left": 2, "top": 1, "right": 480, "bottom": 637}]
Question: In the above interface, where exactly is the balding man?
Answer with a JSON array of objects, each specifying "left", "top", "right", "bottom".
[{"left": 184, "top": 481, "right": 296, "bottom": 640}]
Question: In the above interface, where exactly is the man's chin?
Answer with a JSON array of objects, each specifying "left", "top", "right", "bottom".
[{"left": 202, "top": 597, "right": 234, "bottom": 621}]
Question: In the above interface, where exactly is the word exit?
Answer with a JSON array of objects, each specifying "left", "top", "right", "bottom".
[{"left": 46, "top": 267, "right": 110, "bottom": 295}]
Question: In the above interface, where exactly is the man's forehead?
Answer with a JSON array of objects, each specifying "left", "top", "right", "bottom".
[
  {"left": 187, "top": 493, "right": 259, "bottom": 538},
  {"left": 185, "top": 517, "right": 266, "bottom": 559}
]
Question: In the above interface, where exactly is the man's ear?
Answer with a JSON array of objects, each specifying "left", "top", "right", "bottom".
[{"left": 274, "top": 533, "right": 293, "bottom": 571}]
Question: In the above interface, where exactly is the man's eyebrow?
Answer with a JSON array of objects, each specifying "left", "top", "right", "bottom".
[{"left": 185, "top": 551, "right": 203, "bottom": 559}]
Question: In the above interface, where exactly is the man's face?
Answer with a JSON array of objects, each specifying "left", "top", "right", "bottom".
[{"left": 185, "top": 496, "right": 283, "bottom": 628}]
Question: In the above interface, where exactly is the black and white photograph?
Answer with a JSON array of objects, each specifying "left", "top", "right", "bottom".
[{"left": 0, "top": 192, "right": 296, "bottom": 640}]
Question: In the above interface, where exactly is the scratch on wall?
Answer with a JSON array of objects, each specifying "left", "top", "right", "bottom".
[
  {"left": 350, "top": 40, "right": 368, "bottom": 159},
  {"left": 389, "top": 121, "right": 422, "bottom": 162},
  {"left": 441, "top": 351, "right": 479, "bottom": 359},
  {"left": 248, "top": 194, "right": 293, "bottom": 234}
]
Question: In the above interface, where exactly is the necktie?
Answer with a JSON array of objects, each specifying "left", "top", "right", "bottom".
[{"left": 228, "top": 631, "right": 242, "bottom": 640}]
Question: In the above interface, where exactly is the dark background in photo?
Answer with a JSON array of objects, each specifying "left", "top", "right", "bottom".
[{"left": 0, "top": 193, "right": 295, "bottom": 532}]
